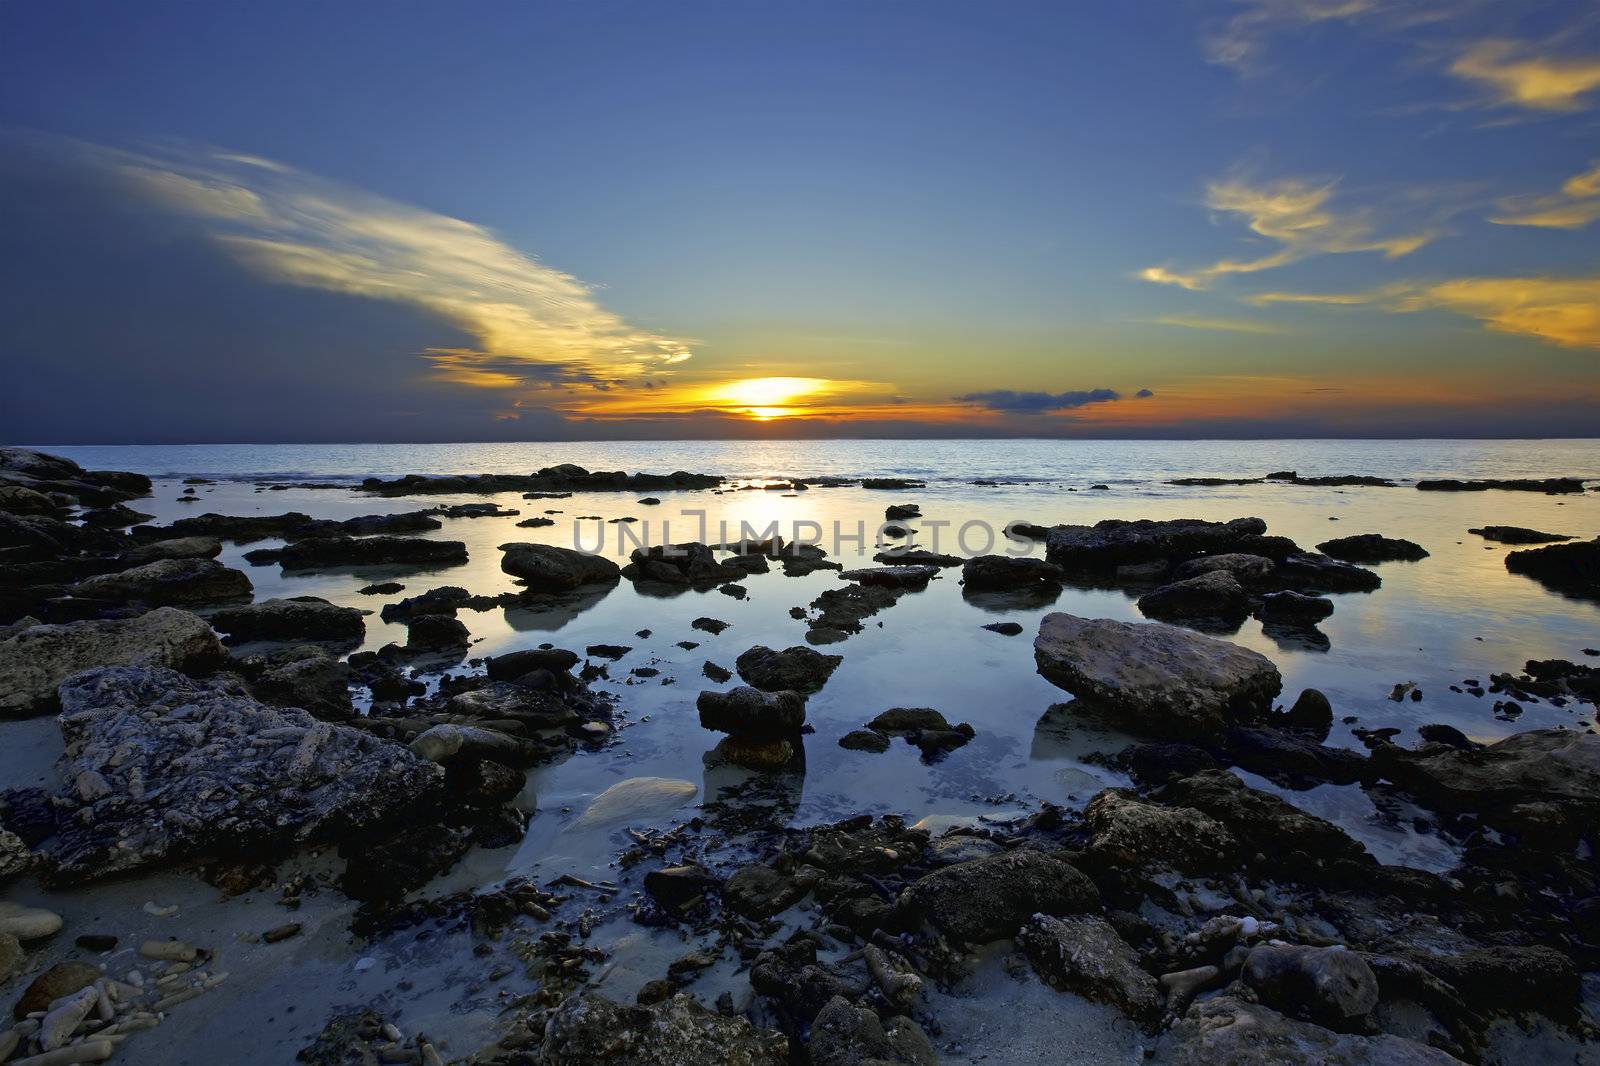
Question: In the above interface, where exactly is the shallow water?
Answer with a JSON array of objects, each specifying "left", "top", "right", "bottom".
[{"left": 10, "top": 438, "right": 1600, "bottom": 1062}]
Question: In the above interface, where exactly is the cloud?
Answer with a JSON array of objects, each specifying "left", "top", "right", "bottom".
[
  {"left": 953, "top": 388, "right": 1122, "bottom": 413},
  {"left": 1251, "top": 275, "right": 1600, "bottom": 349},
  {"left": 1143, "top": 314, "right": 1292, "bottom": 334},
  {"left": 1450, "top": 41, "right": 1600, "bottom": 112},
  {"left": 1490, "top": 162, "right": 1600, "bottom": 229},
  {"left": 107, "top": 143, "right": 693, "bottom": 391},
  {"left": 1203, "top": 0, "right": 1380, "bottom": 74},
  {"left": 1139, "top": 174, "right": 1434, "bottom": 290}
]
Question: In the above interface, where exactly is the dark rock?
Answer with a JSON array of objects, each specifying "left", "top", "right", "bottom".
[
  {"left": 809, "top": 996, "right": 936, "bottom": 1066},
  {"left": 725, "top": 863, "right": 811, "bottom": 919},
  {"left": 500, "top": 542, "right": 620, "bottom": 591},
  {"left": 586, "top": 643, "right": 631, "bottom": 660},
  {"left": 1224, "top": 726, "right": 1366, "bottom": 786},
  {"left": 236, "top": 644, "right": 355, "bottom": 719},
  {"left": 1044, "top": 517, "right": 1266, "bottom": 570},
  {"left": 697, "top": 686, "right": 806, "bottom": 739},
  {"left": 692, "top": 617, "right": 730, "bottom": 634},
  {"left": 1117, "top": 742, "right": 1219, "bottom": 786},
  {"left": 340, "top": 825, "right": 472, "bottom": 902},
  {"left": 119, "top": 536, "right": 223, "bottom": 566},
  {"left": 982, "top": 621, "right": 1024, "bottom": 636},
  {"left": 538, "top": 991, "right": 786, "bottom": 1064},
  {"left": 362, "top": 466, "right": 724, "bottom": 496},
  {"left": 895, "top": 850, "right": 1098, "bottom": 943},
  {"left": 644, "top": 864, "right": 720, "bottom": 910},
  {"left": 1417, "top": 477, "right": 1585, "bottom": 493},
  {"left": 839, "top": 729, "right": 891, "bottom": 753},
  {"left": 13, "top": 960, "right": 101, "bottom": 1018},
  {"left": 1160, "top": 996, "right": 1460, "bottom": 1064},
  {"left": 1083, "top": 789, "right": 1235, "bottom": 872},
  {"left": 1282, "top": 688, "right": 1334, "bottom": 737},
  {"left": 701, "top": 661, "right": 732, "bottom": 683},
  {"left": 1315, "top": 534, "right": 1429, "bottom": 564},
  {"left": 1171, "top": 553, "right": 1275, "bottom": 584},
  {"left": 838, "top": 565, "right": 938, "bottom": 589},
  {"left": 71, "top": 557, "right": 252, "bottom": 605},
  {"left": 405, "top": 613, "right": 470, "bottom": 650},
  {"left": 1277, "top": 553, "right": 1381, "bottom": 593},
  {"left": 735, "top": 645, "right": 842, "bottom": 693},
  {"left": 210, "top": 597, "right": 366, "bottom": 643},
  {"left": 1504, "top": 538, "right": 1600, "bottom": 598},
  {"left": 485, "top": 647, "right": 579, "bottom": 680},
  {"left": 1243, "top": 943, "right": 1379, "bottom": 1028},
  {"left": 1258, "top": 590, "right": 1334, "bottom": 623},
  {"left": 80, "top": 503, "right": 155, "bottom": 527},
  {"left": 357, "top": 581, "right": 405, "bottom": 595},
  {"left": 1018, "top": 914, "right": 1161, "bottom": 1025},
  {"left": 623, "top": 542, "right": 744, "bottom": 586},
  {"left": 1136, "top": 571, "right": 1251, "bottom": 625},
  {"left": 1468, "top": 525, "right": 1572, "bottom": 544},
  {"left": 260, "top": 535, "right": 468, "bottom": 569},
  {"left": 1160, "top": 770, "right": 1371, "bottom": 873},
  {"left": 962, "top": 555, "right": 1064, "bottom": 590}
]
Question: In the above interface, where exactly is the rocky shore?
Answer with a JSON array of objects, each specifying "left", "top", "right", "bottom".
[{"left": 2, "top": 447, "right": 1598, "bottom": 1064}]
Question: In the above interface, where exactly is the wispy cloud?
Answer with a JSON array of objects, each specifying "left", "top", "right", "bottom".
[
  {"left": 1139, "top": 174, "right": 1434, "bottom": 290},
  {"left": 953, "top": 388, "right": 1126, "bottom": 413},
  {"left": 113, "top": 143, "right": 693, "bottom": 390},
  {"left": 1203, "top": 0, "right": 1381, "bottom": 75},
  {"left": 1143, "top": 314, "right": 1292, "bottom": 335},
  {"left": 1251, "top": 275, "right": 1600, "bottom": 349},
  {"left": 1490, "top": 161, "right": 1600, "bottom": 229},
  {"left": 1449, "top": 41, "right": 1600, "bottom": 112}
]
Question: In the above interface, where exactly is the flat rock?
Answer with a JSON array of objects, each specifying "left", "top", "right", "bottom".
[
  {"left": 0, "top": 607, "right": 225, "bottom": 717},
  {"left": 1034, "top": 613, "right": 1281, "bottom": 738},
  {"left": 499, "top": 542, "right": 621, "bottom": 591},
  {"left": 838, "top": 565, "right": 939, "bottom": 589},
  {"left": 1315, "top": 534, "right": 1428, "bottom": 563},
  {"left": 572, "top": 777, "right": 697, "bottom": 830},
  {"left": 1468, "top": 525, "right": 1572, "bottom": 545},
  {"left": 1044, "top": 517, "right": 1266, "bottom": 569},
  {"left": 961, "top": 555, "right": 1064, "bottom": 590},
  {"left": 71, "top": 557, "right": 252, "bottom": 605},
  {"left": 895, "top": 849, "right": 1098, "bottom": 943},
  {"left": 1372, "top": 728, "right": 1600, "bottom": 825},
  {"left": 263, "top": 535, "right": 467, "bottom": 569},
  {"left": 45, "top": 666, "right": 444, "bottom": 882},
  {"left": 209, "top": 597, "right": 366, "bottom": 643},
  {"left": 1018, "top": 914, "right": 1161, "bottom": 1025},
  {"left": 1277, "top": 553, "right": 1381, "bottom": 593},
  {"left": 1160, "top": 995, "right": 1461, "bottom": 1064},
  {"left": 120, "top": 536, "right": 223, "bottom": 565},
  {"left": 1171, "top": 553, "right": 1275, "bottom": 584}
]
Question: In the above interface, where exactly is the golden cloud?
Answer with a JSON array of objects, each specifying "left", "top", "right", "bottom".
[
  {"left": 1490, "top": 162, "right": 1600, "bottom": 229},
  {"left": 1450, "top": 41, "right": 1600, "bottom": 112},
  {"left": 1142, "top": 315, "right": 1292, "bottom": 335}
]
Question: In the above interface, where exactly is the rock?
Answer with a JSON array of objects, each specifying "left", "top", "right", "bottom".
[
  {"left": 1315, "top": 534, "right": 1428, "bottom": 563},
  {"left": 1160, "top": 995, "right": 1464, "bottom": 1064},
  {"left": 0, "top": 607, "right": 225, "bottom": 717},
  {"left": 340, "top": 825, "right": 473, "bottom": 903},
  {"left": 702, "top": 661, "right": 732, "bottom": 683},
  {"left": 1171, "top": 553, "right": 1276, "bottom": 584},
  {"left": 809, "top": 996, "right": 936, "bottom": 1066},
  {"left": 1160, "top": 770, "right": 1371, "bottom": 872},
  {"left": 838, "top": 565, "right": 939, "bottom": 589},
  {"left": 1504, "top": 538, "right": 1600, "bottom": 598},
  {"left": 1225, "top": 726, "right": 1366, "bottom": 787},
  {"left": 698, "top": 687, "right": 807, "bottom": 739},
  {"left": 1277, "top": 553, "right": 1381, "bottom": 593},
  {"left": 735, "top": 645, "right": 842, "bottom": 693},
  {"left": 45, "top": 666, "right": 444, "bottom": 881},
  {"left": 623, "top": 542, "right": 744, "bottom": 586},
  {"left": 1017, "top": 914, "right": 1161, "bottom": 1024},
  {"left": 1467, "top": 525, "right": 1572, "bottom": 544},
  {"left": 895, "top": 849, "right": 1098, "bottom": 943},
  {"left": 1044, "top": 517, "right": 1266, "bottom": 569},
  {"left": 80, "top": 502, "right": 155, "bottom": 527},
  {"left": 500, "top": 542, "right": 621, "bottom": 591},
  {"left": 885, "top": 504, "right": 922, "bottom": 521},
  {"left": 0, "top": 931, "right": 20, "bottom": 984},
  {"left": 538, "top": 991, "right": 787, "bottom": 1064},
  {"left": 0, "top": 901, "right": 62, "bottom": 940},
  {"left": 1403, "top": 944, "right": 1578, "bottom": 1014},
  {"left": 71, "top": 557, "right": 252, "bottom": 605},
  {"left": 1136, "top": 571, "right": 1251, "bottom": 625},
  {"left": 0, "top": 484, "right": 59, "bottom": 516},
  {"left": 873, "top": 549, "right": 962, "bottom": 568},
  {"left": 707, "top": 736, "right": 800, "bottom": 770},
  {"left": 1083, "top": 789, "right": 1235, "bottom": 872},
  {"left": 13, "top": 960, "right": 101, "bottom": 1018},
  {"left": 839, "top": 729, "right": 891, "bottom": 753},
  {"left": 862, "top": 478, "right": 922, "bottom": 490},
  {"left": 725, "top": 863, "right": 810, "bottom": 919},
  {"left": 572, "top": 778, "right": 697, "bottom": 830},
  {"left": 1257, "top": 590, "right": 1334, "bottom": 623},
  {"left": 485, "top": 647, "right": 580, "bottom": 679},
  {"left": 120, "top": 536, "right": 223, "bottom": 565},
  {"left": 1117, "top": 742, "right": 1219, "bottom": 786},
  {"left": 1243, "top": 943, "right": 1379, "bottom": 1028},
  {"left": 644, "top": 864, "right": 720, "bottom": 910},
  {"left": 405, "top": 613, "right": 470, "bottom": 649},
  {"left": 363, "top": 466, "right": 722, "bottom": 496},
  {"left": 1282, "top": 688, "right": 1334, "bottom": 737},
  {"left": 409, "top": 724, "right": 534, "bottom": 765},
  {"left": 74, "top": 933, "right": 117, "bottom": 952},
  {"left": 1034, "top": 613, "right": 1282, "bottom": 738},
  {"left": 260, "top": 535, "right": 468, "bottom": 569},
  {"left": 982, "top": 621, "right": 1024, "bottom": 636},
  {"left": 1372, "top": 728, "right": 1600, "bottom": 830},
  {"left": 210, "top": 596, "right": 366, "bottom": 643},
  {"left": 1417, "top": 477, "right": 1584, "bottom": 493},
  {"left": 0, "top": 830, "right": 28, "bottom": 880},
  {"left": 961, "top": 555, "right": 1064, "bottom": 590},
  {"left": 357, "top": 581, "right": 405, "bottom": 595},
  {"left": 236, "top": 644, "right": 354, "bottom": 718}
]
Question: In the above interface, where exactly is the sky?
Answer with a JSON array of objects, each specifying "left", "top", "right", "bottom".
[{"left": 1, "top": 0, "right": 1598, "bottom": 443}]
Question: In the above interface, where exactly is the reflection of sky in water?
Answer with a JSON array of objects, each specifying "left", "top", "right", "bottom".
[{"left": 79, "top": 438, "right": 1600, "bottom": 885}]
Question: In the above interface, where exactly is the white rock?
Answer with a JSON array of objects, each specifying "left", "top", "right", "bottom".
[
  {"left": 570, "top": 777, "right": 697, "bottom": 830},
  {"left": 0, "top": 901, "right": 64, "bottom": 941}
]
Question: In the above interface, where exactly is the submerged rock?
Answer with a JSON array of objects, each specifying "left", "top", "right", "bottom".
[
  {"left": 45, "top": 666, "right": 444, "bottom": 882},
  {"left": 1034, "top": 613, "right": 1281, "bottom": 738},
  {"left": 209, "top": 596, "right": 366, "bottom": 643},
  {"left": 538, "top": 992, "right": 787, "bottom": 1064},
  {"left": 0, "top": 607, "right": 224, "bottom": 717},
  {"left": 1084, "top": 789, "right": 1235, "bottom": 872},
  {"left": 500, "top": 542, "right": 622, "bottom": 591}
]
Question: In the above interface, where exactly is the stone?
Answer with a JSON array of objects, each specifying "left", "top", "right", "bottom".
[
  {"left": 0, "top": 901, "right": 64, "bottom": 941},
  {"left": 485, "top": 647, "right": 580, "bottom": 679},
  {"left": 725, "top": 863, "right": 810, "bottom": 919},
  {"left": 259, "top": 535, "right": 467, "bottom": 569},
  {"left": 0, "top": 607, "right": 225, "bottom": 717},
  {"left": 982, "top": 621, "right": 1024, "bottom": 636},
  {"left": 45, "top": 666, "right": 444, "bottom": 882},
  {"left": 895, "top": 849, "right": 1098, "bottom": 943},
  {"left": 961, "top": 555, "right": 1064, "bottom": 590},
  {"left": 1372, "top": 728, "right": 1600, "bottom": 828},
  {"left": 1034, "top": 613, "right": 1281, "bottom": 738},
  {"left": 1277, "top": 553, "right": 1382, "bottom": 593},
  {"left": 1283, "top": 688, "right": 1333, "bottom": 735},
  {"left": 120, "top": 536, "right": 223, "bottom": 565},
  {"left": 572, "top": 778, "right": 697, "bottom": 830},
  {"left": 1159, "top": 996, "right": 1460, "bottom": 1065},
  {"left": 1136, "top": 571, "right": 1252, "bottom": 625},
  {"left": 1161, "top": 770, "right": 1371, "bottom": 872},
  {"left": 809, "top": 996, "right": 937, "bottom": 1066},
  {"left": 1504, "top": 538, "right": 1600, "bottom": 598},
  {"left": 409, "top": 724, "right": 534, "bottom": 765},
  {"left": 13, "top": 960, "right": 100, "bottom": 1018},
  {"left": 1243, "top": 943, "right": 1379, "bottom": 1028},
  {"left": 1257, "top": 590, "right": 1334, "bottom": 623},
  {"left": 209, "top": 597, "right": 366, "bottom": 643},
  {"left": 0, "top": 931, "right": 20, "bottom": 984},
  {"left": 499, "top": 542, "right": 621, "bottom": 591},
  {"left": 1171, "top": 553, "right": 1276, "bottom": 584},
  {"left": 405, "top": 613, "right": 470, "bottom": 649},
  {"left": 839, "top": 729, "right": 891, "bottom": 753},
  {"left": 238, "top": 644, "right": 354, "bottom": 719},
  {"left": 1467, "top": 526, "right": 1571, "bottom": 545},
  {"left": 1044, "top": 517, "right": 1266, "bottom": 569},
  {"left": 1083, "top": 789, "right": 1235, "bottom": 873},
  {"left": 698, "top": 686, "right": 807, "bottom": 739},
  {"left": 538, "top": 992, "right": 787, "bottom": 1064},
  {"left": 0, "top": 830, "right": 28, "bottom": 880},
  {"left": 70, "top": 557, "right": 252, "bottom": 605},
  {"left": 735, "top": 645, "right": 842, "bottom": 693},
  {"left": 1316, "top": 534, "right": 1428, "bottom": 563},
  {"left": 624, "top": 542, "right": 744, "bottom": 586},
  {"left": 1018, "top": 914, "right": 1161, "bottom": 1024},
  {"left": 643, "top": 864, "right": 720, "bottom": 910}
]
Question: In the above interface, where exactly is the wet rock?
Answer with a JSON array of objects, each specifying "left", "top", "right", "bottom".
[
  {"left": 839, "top": 729, "right": 891, "bottom": 753},
  {"left": 1224, "top": 726, "right": 1366, "bottom": 787},
  {"left": 1504, "top": 538, "right": 1600, "bottom": 598},
  {"left": 1117, "top": 742, "right": 1220, "bottom": 786},
  {"left": 71, "top": 557, "right": 252, "bottom": 605},
  {"left": 644, "top": 864, "right": 720, "bottom": 910},
  {"left": 809, "top": 995, "right": 936, "bottom": 1066},
  {"left": 895, "top": 849, "right": 1098, "bottom": 943},
  {"left": 120, "top": 535, "right": 223, "bottom": 565},
  {"left": 1316, "top": 534, "right": 1428, "bottom": 564},
  {"left": 485, "top": 647, "right": 580, "bottom": 680},
  {"left": 707, "top": 736, "right": 801, "bottom": 769},
  {"left": 1083, "top": 789, "right": 1235, "bottom": 873},
  {"left": 1281, "top": 688, "right": 1334, "bottom": 738},
  {"left": 862, "top": 478, "right": 922, "bottom": 490},
  {"left": 363, "top": 465, "right": 723, "bottom": 496},
  {"left": 152, "top": 511, "right": 311, "bottom": 541},
  {"left": 1034, "top": 613, "right": 1281, "bottom": 738},
  {"left": 1160, "top": 995, "right": 1462, "bottom": 1064},
  {"left": 1171, "top": 553, "right": 1276, "bottom": 585},
  {"left": 210, "top": 596, "right": 366, "bottom": 643},
  {"left": 1405, "top": 944, "right": 1578, "bottom": 1015},
  {"left": 0, "top": 484, "right": 60, "bottom": 516},
  {"left": 538, "top": 991, "right": 787, "bottom": 1064},
  {"left": 409, "top": 723, "right": 534, "bottom": 766},
  {"left": 340, "top": 825, "right": 473, "bottom": 903},
  {"left": 806, "top": 817, "right": 927, "bottom": 874},
  {"left": 78, "top": 503, "right": 153, "bottom": 527},
  {"left": 623, "top": 542, "right": 744, "bottom": 586},
  {"left": 803, "top": 584, "right": 901, "bottom": 639},
  {"left": 981, "top": 621, "right": 1024, "bottom": 635},
  {"left": 260, "top": 535, "right": 468, "bottom": 569},
  {"left": 1277, "top": 553, "right": 1381, "bottom": 593},
  {"left": 735, "top": 645, "right": 842, "bottom": 693},
  {"left": 13, "top": 960, "right": 101, "bottom": 1018},
  {"left": 0, "top": 901, "right": 61, "bottom": 940},
  {"left": 586, "top": 643, "right": 631, "bottom": 660},
  {"left": 0, "top": 607, "right": 225, "bottom": 717},
  {"left": 500, "top": 542, "right": 621, "bottom": 591},
  {"left": 1467, "top": 525, "right": 1571, "bottom": 545},
  {"left": 698, "top": 686, "right": 806, "bottom": 739},
  {"left": 961, "top": 555, "right": 1064, "bottom": 590},
  {"left": 1417, "top": 477, "right": 1584, "bottom": 493},
  {"left": 1136, "top": 571, "right": 1251, "bottom": 626},
  {"left": 1257, "top": 590, "right": 1334, "bottom": 623},
  {"left": 1018, "top": 914, "right": 1161, "bottom": 1025},
  {"left": 0, "top": 932, "right": 20, "bottom": 983},
  {"left": 573, "top": 778, "right": 697, "bottom": 830},
  {"left": 692, "top": 616, "right": 730, "bottom": 634},
  {"left": 236, "top": 644, "right": 354, "bottom": 719},
  {"left": 405, "top": 613, "right": 470, "bottom": 650},
  {"left": 838, "top": 565, "right": 938, "bottom": 589},
  {"left": 702, "top": 661, "right": 732, "bottom": 683},
  {"left": 1044, "top": 517, "right": 1267, "bottom": 569},
  {"left": 1243, "top": 943, "right": 1379, "bottom": 1029},
  {"left": 725, "top": 863, "right": 811, "bottom": 919},
  {"left": 874, "top": 548, "right": 963, "bottom": 568},
  {"left": 1159, "top": 770, "right": 1370, "bottom": 873},
  {"left": 45, "top": 666, "right": 444, "bottom": 881},
  {"left": 866, "top": 708, "right": 975, "bottom": 760},
  {"left": 885, "top": 503, "right": 922, "bottom": 521},
  {"left": 357, "top": 581, "right": 405, "bottom": 595},
  {"left": 0, "top": 831, "right": 29, "bottom": 880}
]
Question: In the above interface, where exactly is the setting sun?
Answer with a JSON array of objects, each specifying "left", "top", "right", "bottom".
[{"left": 707, "top": 376, "right": 830, "bottom": 417}]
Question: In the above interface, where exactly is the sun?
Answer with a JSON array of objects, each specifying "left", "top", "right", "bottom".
[{"left": 707, "top": 376, "right": 832, "bottom": 418}]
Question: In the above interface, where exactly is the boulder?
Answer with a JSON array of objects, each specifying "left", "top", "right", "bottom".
[
  {"left": 1372, "top": 728, "right": 1600, "bottom": 828},
  {"left": 1034, "top": 613, "right": 1281, "bottom": 738},
  {"left": 500, "top": 542, "right": 622, "bottom": 591},
  {"left": 1083, "top": 789, "right": 1235, "bottom": 872},
  {"left": 44, "top": 666, "right": 444, "bottom": 882},
  {"left": 119, "top": 536, "right": 223, "bottom": 565},
  {"left": 409, "top": 724, "right": 534, "bottom": 766},
  {"left": 1243, "top": 943, "right": 1379, "bottom": 1029},
  {"left": 1504, "top": 538, "right": 1600, "bottom": 598},
  {"left": 1160, "top": 996, "right": 1464, "bottom": 1064},
  {"left": 838, "top": 565, "right": 939, "bottom": 589},
  {"left": 70, "top": 557, "right": 252, "bottom": 605},
  {"left": 623, "top": 542, "right": 743, "bottom": 585},
  {"left": 809, "top": 996, "right": 936, "bottom": 1066},
  {"left": 262, "top": 535, "right": 468, "bottom": 569},
  {"left": 697, "top": 687, "right": 806, "bottom": 740},
  {"left": 235, "top": 644, "right": 354, "bottom": 719},
  {"left": 735, "top": 645, "right": 842, "bottom": 693},
  {"left": 485, "top": 647, "right": 580, "bottom": 680},
  {"left": 1281, "top": 688, "right": 1334, "bottom": 737},
  {"left": 1467, "top": 526, "right": 1571, "bottom": 545},
  {"left": 961, "top": 555, "right": 1064, "bottom": 590},
  {"left": 1160, "top": 770, "right": 1370, "bottom": 873},
  {"left": 1136, "top": 571, "right": 1251, "bottom": 625},
  {"left": 538, "top": 992, "right": 787, "bottom": 1065},
  {"left": 1044, "top": 517, "right": 1266, "bottom": 570},
  {"left": 895, "top": 849, "right": 1098, "bottom": 943},
  {"left": 1171, "top": 553, "right": 1275, "bottom": 584},
  {"left": 0, "top": 607, "right": 224, "bottom": 717},
  {"left": 1257, "top": 590, "right": 1333, "bottom": 623},
  {"left": 405, "top": 613, "right": 470, "bottom": 650},
  {"left": 1277, "top": 553, "right": 1381, "bottom": 593},
  {"left": 1315, "top": 534, "right": 1428, "bottom": 564},
  {"left": 209, "top": 596, "right": 366, "bottom": 643},
  {"left": 1017, "top": 914, "right": 1161, "bottom": 1024},
  {"left": 1224, "top": 726, "right": 1365, "bottom": 787}
]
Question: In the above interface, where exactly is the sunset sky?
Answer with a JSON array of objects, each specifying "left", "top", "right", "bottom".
[{"left": 2, "top": 1, "right": 1598, "bottom": 442}]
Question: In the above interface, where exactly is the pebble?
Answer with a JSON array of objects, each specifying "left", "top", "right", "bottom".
[
  {"left": 262, "top": 923, "right": 302, "bottom": 944},
  {"left": 0, "top": 903, "right": 64, "bottom": 942},
  {"left": 138, "top": 940, "right": 197, "bottom": 963},
  {"left": 141, "top": 902, "right": 179, "bottom": 918}
]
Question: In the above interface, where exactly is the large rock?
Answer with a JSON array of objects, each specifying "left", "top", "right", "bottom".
[
  {"left": 260, "top": 535, "right": 468, "bottom": 569},
  {"left": 1467, "top": 525, "right": 1571, "bottom": 545},
  {"left": 1276, "top": 553, "right": 1381, "bottom": 593},
  {"left": 500, "top": 542, "right": 621, "bottom": 591},
  {"left": 44, "top": 666, "right": 444, "bottom": 882},
  {"left": 895, "top": 849, "right": 1098, "bottom": 943},
  {"left": 537, "top": 992, "right": 786, "bottom": 1065},
  {"left": 1171, "top": 553, "right": 1275, "bottom": 584},
  {"left": 1034, "top": 613, "right": 1281, "bottom": 738},
  {"left": 70, "top": 557, "right": 252, "bottom": 605},
  {"left": 1083, "top": 788, "right": 1236, "bottom": 873},
  {"left": 735, "top": 645, "right": 842, "bottom": 693},
  {"left": 1044, "top": 517, "right": 1266, "bottom": 569},
  {"left": 1504, "top": 538, "right": 1600, "bottom": 598},
  {"left": 1315, "top": 534, "right": 1428, "bottom": 564},
  {"left": 1242, "top": 943, "right": 1378, "bottom": 1029},
  {"left": 1372, "top": 729, "right": 1600, "bottom": 829},
  {"left": 809, "top": 996, "right": 936, "bottom": 1066},
  {"left": 0, "top": 607, "right": 224, "bottom": 717},
  {"left": 961, "top": 555, "right": 1064, "bottom": 590},
  {"left": 623, "top": 542, "right": 743, "bottom": 586},
  {"left": 1136, "top": 571, "right": 1251, "bottom": 625},
  {"left": 119, "top": 536, "right": 223, "bottom": 565},
  {"left": 1160, "top": 996, "right": 1464, "bottom": 1064},
  {"left": 209, "top": 597, "right": 366, "bottom": 643},
  {"left": 697, "top": 687, "right": 806, "bottom": 739},
  {"left": 1017, "top": 914, "right": 1161, "bottom": 1024},
  {"left": 235, "top": 644, "right": 355, "bottom": 719},
  {"left": 1160, "top": 770, "right": 1370, "bottom": 873}
]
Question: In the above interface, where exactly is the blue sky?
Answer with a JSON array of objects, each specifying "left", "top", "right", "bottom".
[{"left": 2, "top": 1, "right": 1597, "bottom": 441}]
